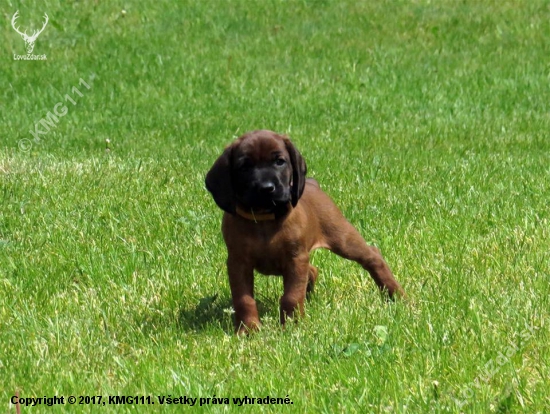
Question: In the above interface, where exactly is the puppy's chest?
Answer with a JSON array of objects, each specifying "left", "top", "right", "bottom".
[{"left": 247, "top": 228, "right": 300, "bottom": 276}]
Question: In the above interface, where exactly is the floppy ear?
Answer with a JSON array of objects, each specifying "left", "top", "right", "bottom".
[
  {"left": 284, "top": 137, "right": 307, "bottom": 207},
  {"left": 205, "top": 145, "right": 236, "bottom": 214}
]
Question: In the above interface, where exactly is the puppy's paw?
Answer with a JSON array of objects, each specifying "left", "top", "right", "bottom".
[{"left": 235, "top": 320, "right": 261, "bottom": 335}]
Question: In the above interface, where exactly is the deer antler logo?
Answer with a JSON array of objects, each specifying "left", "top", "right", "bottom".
[{"left": 11, "top": 11, "right": 49, "bottom": 54}]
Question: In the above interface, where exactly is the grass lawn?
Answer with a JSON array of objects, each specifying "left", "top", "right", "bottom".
[{"left": 1, "top": 0, "right": 549, "bottom": 412}]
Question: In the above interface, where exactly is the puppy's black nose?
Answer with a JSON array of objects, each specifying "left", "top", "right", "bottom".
[{"left": 259, "top": 182, "right": 276, "bottom": 194}]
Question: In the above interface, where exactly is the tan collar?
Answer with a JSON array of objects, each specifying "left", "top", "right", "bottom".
[{"left": 235, "top": 206, "right": 276, "bottom": 222}]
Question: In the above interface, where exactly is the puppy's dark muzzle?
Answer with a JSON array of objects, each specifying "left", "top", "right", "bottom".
[{"left": 245, "top": 181, "right": 289, "bottom": 209}]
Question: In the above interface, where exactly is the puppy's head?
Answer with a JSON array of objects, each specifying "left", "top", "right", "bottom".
[{"left": 205, "top": 130, "right": 307, "bottom": 214}]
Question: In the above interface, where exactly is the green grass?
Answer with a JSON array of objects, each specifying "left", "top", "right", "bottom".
[{"left": 1, "top": 0, "right": 549, "bottom": 412}]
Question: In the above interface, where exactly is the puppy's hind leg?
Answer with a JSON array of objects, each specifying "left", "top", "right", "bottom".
[{"left": 325, "top": 220, "right": 405, "bottom": 299}]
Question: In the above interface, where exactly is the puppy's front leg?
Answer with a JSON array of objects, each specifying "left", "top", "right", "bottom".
[
  {"left": 280, "top": 254, "right": 310, "bottom": 325},
  {"left": 227, "top": 255, "right": 260, "bottom": 334}
]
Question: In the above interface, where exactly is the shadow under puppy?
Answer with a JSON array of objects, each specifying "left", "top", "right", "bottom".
[{"left": 206, "top": 130, "right": 405, "bottom": 334}]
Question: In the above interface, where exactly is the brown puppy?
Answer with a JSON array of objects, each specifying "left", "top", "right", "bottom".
[{"left": 206, "top": 130, "right": 404, "bottom": 334}]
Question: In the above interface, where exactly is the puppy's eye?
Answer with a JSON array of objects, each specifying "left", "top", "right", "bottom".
[
  {"left": 238, "top": 159, "right": 253, "bottom": 170},
  {"left": 275, "top": 158, "right": 286, "bottom": 166}
]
